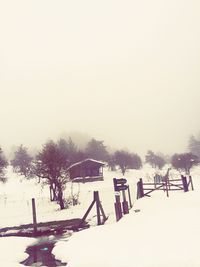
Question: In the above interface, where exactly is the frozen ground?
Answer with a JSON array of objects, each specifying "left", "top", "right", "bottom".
[
  {"left": 0, "top": 237, "right": 36, "bottom": 266},
  {"left": 0, "top": 165, "right": 158, "bottom": 228},
  {"left": 52, "top": 166, "right": 200, "bottom": 267},
  {"left": 0, "top": 165, "right": 199, "bottom": 266},
  {"left": 53, "top": 189, "right": 200, "bottom": 267}
]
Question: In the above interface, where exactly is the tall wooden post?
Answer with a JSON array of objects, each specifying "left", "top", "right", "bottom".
[
  {"left": 32, "top": 198, "right": 37, "bottom": 235},
  {"left": 182, "top": 175, "right": 188, "bottom": 192},
  {"left": 137, "top": 178, "right": 144, "bottom": 199},
  {"left": 122, "top": 190, "right": 129, "bottom": 214},
  {"left": 165, "top": 179, "right": 169, "bottom": 197},
  {"left": 50, "top": 186, "right": 52, "bottom": 201},
  {"left": 80, "top": 191, "right": 107, "bottom": 226},
  {"left": 114, "top": 193, "right": 123, "bottom": 221},
  {"left": 94, "top": 191, "right": 101, "bottom": 225},
  {"left": 127, "top": 185, "right": 133, "bottom": 208},
  {"left": 189, "top": 175, "right": 194, "bottom": 191}
]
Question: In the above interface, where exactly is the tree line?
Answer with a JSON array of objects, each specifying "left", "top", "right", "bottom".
[
  {"left": 0, "top": 134, "right": 200, "bottom": 209},
  {"left": 0, "top": 137, "right": 142, "bottom": 209}
]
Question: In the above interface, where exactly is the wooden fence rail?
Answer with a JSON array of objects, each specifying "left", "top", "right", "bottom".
[{"left": 137, "top": 175, "right": 194, "bottom": 199}]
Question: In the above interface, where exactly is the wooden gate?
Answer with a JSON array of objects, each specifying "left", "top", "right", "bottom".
[{"left": 137, "top": 175, "right": 194, "bottom": 199}]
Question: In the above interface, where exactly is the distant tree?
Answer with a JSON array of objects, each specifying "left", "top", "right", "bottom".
[
  {"left": 57, "top": 138, "right": 71, "bottom": 167},
  {"left": 73, "top": 149, "right": 87, "bottom": 163},
  {"left": 10, "top": 145, "right": 33, "bottom": 177},
  {"left": 58, "top": 137, "right": 83, "bottom": 165},
  {"left": 33, "top": 140, "right": 69, "bottom": 209},
  {"left": 171, "top": 153, "right": 199, "bottom": 175},
  {"left": 114, "top": 150, "right": 141, "bottom": 175},
  {"left": 107, "top": 154, "right": 117, "bottom": 171},
  {"left": 0, "top": 147, "right": 8, "bottom": 183},
  {"left": 188, "top": 135, "right": 200, "bottom": 159},
  {"left": 129, "top": 153, "right": 142, "bottom": 170},
  {"left": 67, "top": 137, "right": 78, "bottom": 163},
  {"left": 145, "top": 150, "right": 166, "bottom": 169},
  {"left": 85, "top": 138, "right": 109, "bottom": 162}
]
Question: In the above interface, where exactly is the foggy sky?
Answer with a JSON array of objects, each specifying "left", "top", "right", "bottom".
[{"left": 1, "top": 0, "right": 200, "bottom": 156}]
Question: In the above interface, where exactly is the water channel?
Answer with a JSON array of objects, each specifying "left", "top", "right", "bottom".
[{"left": 21, "top": 234, "right": 69, "bottom": 266}]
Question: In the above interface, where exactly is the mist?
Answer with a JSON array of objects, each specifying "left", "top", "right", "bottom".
[{"left": 1, "top": 0, "right": 200, "bottom": 157}]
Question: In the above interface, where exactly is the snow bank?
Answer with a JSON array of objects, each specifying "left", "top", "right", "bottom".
[
  {"left": 0, "top": 237, "right": 36, "bottom": 266},
  {"left": 53, "top": 190, "right": 200, "bottom": 267}
]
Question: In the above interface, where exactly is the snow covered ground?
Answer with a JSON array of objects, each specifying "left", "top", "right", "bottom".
[
  {"left": 52, "top": 166, "right": 200, "bottom": 267},
  {"left": 0, "top": 165, "right": 155, "bottom": 229},
  {"left": 0, "top": 165, "right": 199, "bottom": 266},
  {"left": 53, "top": 189, "right": 200, "bottom": 267},
  {"left": 0, "top": 237, "right": 36, "bottom": 266}
]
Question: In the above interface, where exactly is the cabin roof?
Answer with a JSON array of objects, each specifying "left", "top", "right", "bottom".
[{"left": 68, "top": 158, "right": 105, "bottom": 170}]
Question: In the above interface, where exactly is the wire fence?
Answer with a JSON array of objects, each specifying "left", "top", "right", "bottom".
[{"left": 0, "top": 168, "right": 186, "bottom": 230}]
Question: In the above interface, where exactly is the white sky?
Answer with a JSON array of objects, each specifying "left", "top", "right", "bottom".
[{"left": 0, "top": 0, "right": 200, "bottom": 156}]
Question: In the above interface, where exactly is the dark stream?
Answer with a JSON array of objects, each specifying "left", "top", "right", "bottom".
[{"left": 21, "top": 235, "right": 68, "bottom": 267}]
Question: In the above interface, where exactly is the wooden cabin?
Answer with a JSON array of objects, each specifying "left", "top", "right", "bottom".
[{"left": 68, "top": 158, "right": 105, "bottom": 182}]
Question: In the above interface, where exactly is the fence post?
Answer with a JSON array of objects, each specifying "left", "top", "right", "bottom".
[
  {"left": 122, "top": 190, "right": 129, "bottom": 214},
  {"left": 165, "top": 179, "right": 169, "bottom": 197},
  {"left": 189, "top": 175, "right": 194, "bottom": 191},
  {"left": 80, "top": 191, "right": 107, "bottom": 226},
  {"left": 114, "top": 193, "right": 123, "bottom": 221},
  {"left": 127, "top": 185, "right": 133, "bottom": 208},
  {"left": 181, "top": 175, "right": 188, "bottom": 192},
  {"left": 137, "top": 178, "right": 144, "bottom": 199},
  {"left": 94, "top": 191, "right": 101, "bottom": 225},
  {"left": 50, "top": 185, "right": 53, "bottom": 201},
  {"left": 32, "top": 198, "right": 37, "bottom": 235}
]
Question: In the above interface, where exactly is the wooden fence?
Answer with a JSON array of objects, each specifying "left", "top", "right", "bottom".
[{"left": 137, "top": 175, "right": 194, "bottom": 199}]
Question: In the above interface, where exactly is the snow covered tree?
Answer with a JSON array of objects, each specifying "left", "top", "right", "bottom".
[
  {"left": 10, "top": 145, "right": 33, "bottom": 177},
  {"left": 145, "top": 150, "right": 166, "bottom": 169},
  {"left": 0, "top": 147, "right": 8, "bottom": 183},
  {"left": 85, "top": 138, "right": 109, "bottom": 161},
  {"left": 33, "top": 140, "right": 69, "bottom": 209},
  {"left": 171, "top": 153, "right": 199, "bottom": 175}
]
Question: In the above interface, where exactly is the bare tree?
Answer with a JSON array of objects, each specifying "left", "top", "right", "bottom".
[
  {"left": 145, "top": 150, "right": 166, "bottom": 169},
  {"left": 171, "top": 153, "right": 199, "bottom": 175},
  {"left": 114, "top": 150, "right": 142, "bottom": 175},
  {"left": 33, "top": 140, "right": 69, "bottom": 210}
]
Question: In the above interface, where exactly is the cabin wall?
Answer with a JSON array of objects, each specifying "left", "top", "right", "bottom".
[{"left": 69, "top": 162, "right": 103, "bottom": 180}]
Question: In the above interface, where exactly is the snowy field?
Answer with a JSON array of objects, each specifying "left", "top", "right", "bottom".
[
  {"left": 0, "top": 237, "right": 36, "bottom": 266},
  {"left": 0, "top": 165, "right": 156, "bottom": 228},
  {"left": 53, "top": 166, "right": 200, "bottom": 267},
  {"left": 53, "top": 189, "right": 200, "bottom": 267},
  {"left": 0, "top": 165, "right": 200, "bottom": 266}
]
